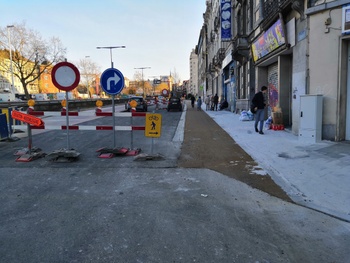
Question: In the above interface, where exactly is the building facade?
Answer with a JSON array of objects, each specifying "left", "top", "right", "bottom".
[
  {"left": 306, "top": 0, "right": 350, "bottom": 140},
  {"left": 195, "top": 0, "right": 350, "bottom": 142},
  {"left": 189, "top": 49, "right": 199, "bottom": 96}
]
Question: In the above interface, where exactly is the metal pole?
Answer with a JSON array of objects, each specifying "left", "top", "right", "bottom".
[
  {"left": 131, "top": 110, "right": 134, "bottom": 149},
  {"left": 7, "top": 25, "right": 15, "bottom": 99},
  {"left": 110, "top": 51, "right": 115, "bottom": 147},
  {"left": 110, "top": 49, "right": 113, "bottom": 68},
  {"left": 65, "top": 91, "right": 70, "bottom": 149},
  {"left": 112, "top": 95, "right": 116, "bottom": 148},
  {"left": 151, "top": 138, "right": 154, "bottom": 155},
  {"left": 27, "top": 123, "right": 32, "bottom": 154},
  {"left": 96, "top": 46, "right": 126, "bottom": 148},
  {"left": 142, "top": 69, "right": 144, "bottom": 97}
]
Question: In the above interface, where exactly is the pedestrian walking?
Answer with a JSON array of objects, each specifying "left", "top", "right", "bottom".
[
  {"left": 251, "top": 86, "right": 268, "bottom": 134},
  {"left": 205, "top": 95, "right": 210, "bottom": 111},
  {"left": 191, "top": 95, "right": 195, "bottom": 109},
  {"left": 213, "top": 94, "right": 219, "bottom": 111},
  {"left": 197, "top": 96, "right": 202, "bottom": 111}
]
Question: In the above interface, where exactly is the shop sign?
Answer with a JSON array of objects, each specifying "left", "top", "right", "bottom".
[{"left": 251, "top": 19, "right": 286, "bottom": 63}]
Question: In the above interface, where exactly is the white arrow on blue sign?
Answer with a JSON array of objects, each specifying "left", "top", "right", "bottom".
[{"left": 100, "top": 68, "right": 125, "bottom": 95}]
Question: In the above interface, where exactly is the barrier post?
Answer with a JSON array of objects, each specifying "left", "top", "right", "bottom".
[
  {"left": 131, "top": 108, "right": 135, "bottom": 149},
  {"left": 8, "top": 107, "right": 13, "bottom": 138}
]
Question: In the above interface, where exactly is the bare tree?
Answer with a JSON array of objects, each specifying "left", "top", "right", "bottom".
[
  {"left": 133, "top": 71, "right": 142, "bottom": 82},
  {"left": 76, "top": 57, "right": 100, "bottom": 98},
  {"left": 172, "top": 67, "right": 181, "bottom": 85},
  {"left": 0, "top": 22, "right": 66, "bottom": 99}
]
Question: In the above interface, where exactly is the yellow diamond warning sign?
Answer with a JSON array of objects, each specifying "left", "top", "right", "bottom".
[{"left": 145, "top": 113, "right": 162, "bottom": 138}]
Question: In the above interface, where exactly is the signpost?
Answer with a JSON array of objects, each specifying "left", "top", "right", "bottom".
[
  {"left": 162, "top": 89, "right": 169, "bottom": 97},
  {"left": 145, "top": 113, "right": 162, "bottom": 155},
  {"left": 11, "top": 109, "right": 45, "bottom": 161},
  {"left": 52, "top": 62, "right": 80, "bottom": 150},
  {"left": 100, "top": 68, "right": 125, "bottom": 147},
  {"left": 52, "top": 62, "right": 80, "bottom": 91},
  {"left": 145, "top": 113, "right": 161, "bottom": 138},
  {"left": 100, "top": 68, "right": 125, "bottom": 95}
]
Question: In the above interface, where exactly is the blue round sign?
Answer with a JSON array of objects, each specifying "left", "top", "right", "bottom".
[{"left": 100, "top": 68, "right": 125, "bottom": 95}]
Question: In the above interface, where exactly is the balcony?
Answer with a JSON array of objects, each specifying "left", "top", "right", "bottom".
[
  {"left": 217, "top": 48, "right": 224, "bottom": 60},
  {"left": 231, "top": 35, "right": 249, "bottom": 63},
  {"left": 261, "top": 0, "right": 294, "bottom": 28}
]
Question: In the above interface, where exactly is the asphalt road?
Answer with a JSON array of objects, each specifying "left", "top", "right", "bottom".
[{"left": 0, "top": 103, "right": 349, "bottom": 263}]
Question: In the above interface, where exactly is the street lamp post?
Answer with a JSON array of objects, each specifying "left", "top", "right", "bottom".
[
  {"left": 7, "top": 25, "right": 15, "bottom": 100},
  {"left": 134, "top": 67, "right": 151, "bottom": 97},
  {"left": 96, "top": 46, "right": 126, "bottom": 68}
]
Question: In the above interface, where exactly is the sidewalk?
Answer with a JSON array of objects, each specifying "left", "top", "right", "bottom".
[{"left": 201, "top": 106, "right": 350, "bottom": 222}]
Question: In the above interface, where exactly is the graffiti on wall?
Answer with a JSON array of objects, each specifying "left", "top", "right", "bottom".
[{"left": 268, "top": 71, "right": 278, "bottom": 110}]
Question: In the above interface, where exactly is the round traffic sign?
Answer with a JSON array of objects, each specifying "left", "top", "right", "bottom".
[
  {"left": 52, "top": 62, "right": 80, "bottom": 91},
  {"left": 162, "top": 89, "right": 169, "bottom": 96},
  {"left": 100, "top": 68, "right": 125, "bottom": 95}
]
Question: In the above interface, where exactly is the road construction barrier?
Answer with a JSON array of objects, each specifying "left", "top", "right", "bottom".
[
  {"left": 0, "top": 113, "right": 9, "bottom": 140},
  {"left": 0, "top": 107, "right": 24, "bottom": 140},
  {"left": 12, "top": 124, "right": 145, "bottom": 131},
  {"left": 12, "top": 110, "right": 146, "bottom": 131},
  {"left": 11, "top": 109, "right": 147, "bottom": 159}
]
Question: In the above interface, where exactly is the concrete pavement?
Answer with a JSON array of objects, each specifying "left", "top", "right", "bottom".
[{"left": 199, "top": 105, "right": 350, "bottom": 222}]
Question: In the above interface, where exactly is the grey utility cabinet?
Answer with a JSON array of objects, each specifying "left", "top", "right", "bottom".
[{"left": 299, "top": 95, "right": 323, "bottom": 143}]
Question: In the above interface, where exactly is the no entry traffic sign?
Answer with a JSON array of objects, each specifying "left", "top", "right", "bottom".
[{"left": 52, "top": 62, "right": 80, "bottom": 91}]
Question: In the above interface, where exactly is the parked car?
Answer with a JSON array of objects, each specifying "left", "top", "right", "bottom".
[
  {"left": 167, "top": 97, "right": 183, "bottom": 112},
  {"left": 126, "top": 96, "right": 148, "bottom": 112}
]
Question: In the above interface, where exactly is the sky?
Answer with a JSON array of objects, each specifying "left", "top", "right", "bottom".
[{"left": 1, "top": 0, "right": 206, "bottom": 82}]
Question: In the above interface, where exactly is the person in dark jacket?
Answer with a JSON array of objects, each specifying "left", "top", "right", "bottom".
[
  {"left": 252, "top": 86, "right": 268, "bottom": 134},
  {"left": 219, "top": 99, "right": 228, "bottom": 110},
  {"left": 213, "top": 94, "right": 219, "bottom": 111},
  {"left": 190, "top": 95, "right": 196, "bottom": 108}
]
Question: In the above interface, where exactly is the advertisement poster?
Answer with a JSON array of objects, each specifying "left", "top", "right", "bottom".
[
  {"left": 251, "top": 19, "right": 286, "bottom": 62},
  {"left": 221, "top": 0, "right": 232, "bottom": 41}
]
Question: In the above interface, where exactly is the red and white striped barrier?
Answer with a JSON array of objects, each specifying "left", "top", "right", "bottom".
[
  {"left": 26, "top": 111, "right": 146, "bottom": 117},
  {"left": 12, "top": 125, "right": 145, "bottom": 131},
  {"left": 12, "top": 110, "right": 146, "bottom": 132}
]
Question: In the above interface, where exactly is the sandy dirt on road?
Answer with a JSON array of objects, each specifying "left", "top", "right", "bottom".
[{"left": 178, "top": 101, "right": 292, "bottom": 202}]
